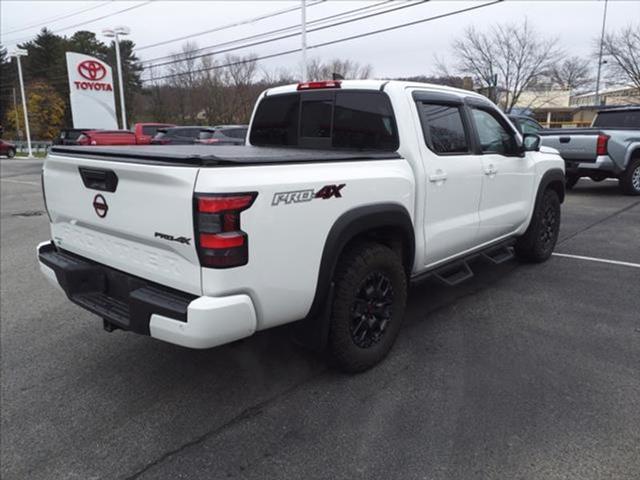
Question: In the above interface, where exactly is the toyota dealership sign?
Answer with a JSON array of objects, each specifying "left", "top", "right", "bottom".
[{"left": 66, "top": 52, "right": 118, "bottom": 129}]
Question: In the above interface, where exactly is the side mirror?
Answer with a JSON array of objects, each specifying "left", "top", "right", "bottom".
[{"left": 523, "top": 133, "right": 541, "bottom": 152}]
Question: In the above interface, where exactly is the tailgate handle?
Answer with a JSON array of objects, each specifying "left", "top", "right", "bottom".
[
  {"left": 559, "top": 137, "right": 571, "bottom": 143},
  {"left": 78, "top": 167, "right": 118, "bottom": 192}
]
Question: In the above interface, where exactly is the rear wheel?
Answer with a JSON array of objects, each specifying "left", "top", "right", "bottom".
[
  {"left": 566, "top": 174, "right": 579, "bottom": 190},
  {"left": 515, "top": 189, "right": 561, "bottom": 263},
  {"left": 619, "top": 157, "right": 640, "bottom": 196},
  {"left": 328, "top": 242, "right": 407, "bottom": 373},
  {"left": 7, "top": 148, "right": 15, "bottom": 159}
]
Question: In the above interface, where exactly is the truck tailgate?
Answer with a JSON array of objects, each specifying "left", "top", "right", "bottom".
[
  {"left": 43, "top": 153, "right": 202, "bottom": 295},
  {"left": 539, "top": 130, "right": 599, "bottom": 162}
]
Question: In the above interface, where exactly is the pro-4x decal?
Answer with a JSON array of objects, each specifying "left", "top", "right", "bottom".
[{"left": 272, "top": 184, "right": 346, "bottom": 206}]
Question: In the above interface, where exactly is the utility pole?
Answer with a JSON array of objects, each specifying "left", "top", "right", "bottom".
[
  {"left": 301, "top": 0, "right": 308, "bottom": 82},
  {"left": 103, "top": 26, "right": 130, "bottom": 129},
  {"left": 594, "top": 0, "right": 609, "bottom": 106},
  {"left": 11, "top": 49, "right": 32, "bottom": 157}
]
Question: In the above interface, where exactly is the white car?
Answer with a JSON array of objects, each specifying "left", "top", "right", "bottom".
[{"left": 37, "top": 80, "right": 564, "bottom": 372}]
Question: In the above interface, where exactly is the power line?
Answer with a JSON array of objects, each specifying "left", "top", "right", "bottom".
[
  {"left": 1, "top": 1, "right": 114, "bottom": 37},
  {"left": 143, "top": 0, "right": 502, "bottom": 84},
  {"left": 135, "top": 0, "right": 325, "bottom": 53},
  {"left": 142, "top": 0, "right": 427, "bottom": 73},
  {"left": 139, "top": 0, "right": 394, "bottom": 66},
  {"left": 2, "top": 1, "right": 154, "bottom": 46}
]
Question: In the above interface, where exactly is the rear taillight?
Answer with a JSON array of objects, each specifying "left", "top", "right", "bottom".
[
  {"left": 194, "top": 192, "right": 257, "bottom": 268},
  {"left": 596, "top": 134, "right": 609, "bottom": 156}
]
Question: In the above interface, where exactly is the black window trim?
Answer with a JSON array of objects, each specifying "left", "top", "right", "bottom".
[
  {"left": 250, "top": 89, "right": 400, "bottom": 152},
  {"left": 415, "top": 99, "right": 474, "bottom": 157}
]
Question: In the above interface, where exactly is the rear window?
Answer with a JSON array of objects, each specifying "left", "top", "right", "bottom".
[
  {"left": 142, "top": 125, "right": 161, "bottom": 136},
  {"left": 250, "top": 91, "right": 398, "bottom": 151},
  {"left": 593, "top": 110, "right": 640, "bottom": 128}
]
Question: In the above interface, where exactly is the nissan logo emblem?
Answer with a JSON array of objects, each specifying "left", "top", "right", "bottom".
[
  {"left": 93, "top": 194, "right": 108, "bottom": 218},
  {"left": 77, "top": 60, "right": 107, "bottom": 81}
]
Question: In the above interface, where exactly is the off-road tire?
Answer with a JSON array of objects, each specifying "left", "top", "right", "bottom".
[
  {"left": 565, "top": 174, "right": 579, "bottom": 190},
  {"left": 619, "top": 157, "right": 640, "bottom": 196},
  {"left": 327, "top": 242, "right": 407, "bottom": 373},
  {"left": 515, "top": 189, "right": 561, "bottom": 263}
]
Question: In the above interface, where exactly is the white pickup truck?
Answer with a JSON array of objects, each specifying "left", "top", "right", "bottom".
[{"left": 37, "top": 80, "right": 564, "bottom": 372}]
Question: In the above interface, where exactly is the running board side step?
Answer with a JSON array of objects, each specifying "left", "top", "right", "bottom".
[
  {"left": 410, "top": 240, "right": 516, "bottom": 287},
  {"left": 482, "top": 245, "right": 514, "bottom": 264},
  {"left": 432, "top": 261, "right": 474, "bottom": 286}
]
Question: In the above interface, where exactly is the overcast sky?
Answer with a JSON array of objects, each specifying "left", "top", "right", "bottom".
[{"left": 1, "top": 0, "right": 639, "bottom": 80}]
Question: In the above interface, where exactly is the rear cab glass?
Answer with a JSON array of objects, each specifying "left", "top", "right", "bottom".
[
  {"left": 249, "top": 90, "right": 398, "bottom": 151},
  {"left": 593, "top": 110, "right": 640, "bottom": 128}
]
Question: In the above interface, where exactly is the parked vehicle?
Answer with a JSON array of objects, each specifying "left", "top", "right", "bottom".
[
  {"left": 0, "top": 139, "right": 16, "bottom": 158},
  {"left": 151, "top": 126, "right": 212, "bottom": 145},
  {"left": 508, "top": 115, "right": 544, "bottom": 134},
  {"left": 134, "top": 123, "right": 175, "bottom": 145},
  {"left": 539, "top": 107, "right": 640, "bottom": 194},
  {"left": 196, "top": 125, "right": 248, "bottom": 145},
  {"left": 76, "top": 130, "right": 137, "bottom": 146},
  {"left": 53, "top": 128, "right": 92, "bottom": 146},
  {"left": 37, "top": 80, "right": 564, "bottom": 372}
]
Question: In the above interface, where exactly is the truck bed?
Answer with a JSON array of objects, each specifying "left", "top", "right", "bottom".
[{"left": 49, "top": 145, "right": 401, "bottom": 167}]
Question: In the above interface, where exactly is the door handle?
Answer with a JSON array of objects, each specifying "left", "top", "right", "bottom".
[
  {"left": 428, "top": 170, "right": 448, "bottom": 183},
  {"left": 484, "top": 164, "right": 498, "bottom": 177}
]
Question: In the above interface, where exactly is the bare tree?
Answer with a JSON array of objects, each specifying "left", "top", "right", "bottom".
[
  {"left": 220, "top": 54, "right": 259, "bottom": 124},
  {"left": 306, "top": 58, "right": 372, "bottom": 81},
  {"left": 167, "top": 41, "right": 202, "bottom": 122},
  {"left": 601, "top": 24, "right": 640, "bottom": 89},
  {"left": 444, "top": 20, "right": 561, "bottom": 112},
  {"left": 550, "top": 56, "right": 593, "bottom": 91}
]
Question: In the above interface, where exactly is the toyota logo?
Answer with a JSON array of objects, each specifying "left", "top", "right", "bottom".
[
  {"left": 77, "top": 60, "right": 107, "bottom": 81},
  {"left": 93, "top": 194, "right": 108, "bottom": 218}
]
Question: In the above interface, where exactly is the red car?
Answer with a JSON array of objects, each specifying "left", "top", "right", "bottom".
[
  {"left": 134, "top": 123, "right": 175, "bottom": 145},
  {"left": 76, "top": 130, "right": 136, "bottom": 146},
  {"left": 0, "top": 140, "right": 16, "bottom": 158}
]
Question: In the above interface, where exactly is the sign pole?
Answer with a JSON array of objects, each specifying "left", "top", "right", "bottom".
[{"left": 114, "top": 33, "right": 127, "bottom": 129}]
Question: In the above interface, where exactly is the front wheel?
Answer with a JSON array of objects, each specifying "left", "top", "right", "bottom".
[
  {"left": 619, "top": 157, "right": 640, "bottom": 196},
  {"left": 328, "top": 242, "right": 407, "bottom": 373},
  {"left": 7, "top": 148, "right": 15, "bottom": 159},
  {"left": 515, "top": 189, "right": 561, "bottom": 263}
]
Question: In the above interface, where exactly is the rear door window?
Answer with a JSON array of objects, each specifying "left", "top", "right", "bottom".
[
  {"left": 417, "top": 103, "right": 470, "bottom": 154},
  {"left": 249, "top": 90, "right": 398, "bottom": 151},
  {"left": 593, "top": 110, "right": 640, "bottom": 128}
]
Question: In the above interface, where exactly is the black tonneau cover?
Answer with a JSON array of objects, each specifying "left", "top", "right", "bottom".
[{"left": 49, "top": 145, "right": 401, "bottom": 167}]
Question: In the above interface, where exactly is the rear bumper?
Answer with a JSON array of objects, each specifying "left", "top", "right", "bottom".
[
  {"left": 37, "top": 241, "right": 256, "bottom": 349},
  {"left": 566, "top": 155, "right": 621, "bottom": 175}
]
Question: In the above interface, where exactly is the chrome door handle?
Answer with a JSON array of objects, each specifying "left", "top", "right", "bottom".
[{"left": 429, "top": 170, "right": 448, "bottom": 183}]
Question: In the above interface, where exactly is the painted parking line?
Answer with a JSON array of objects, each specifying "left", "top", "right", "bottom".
[
  {"left": 0, "top": 178, "right": 40, "bottom": 186},
  {"left": 553, "top": 252, "right": 640, "bottom": 269}
]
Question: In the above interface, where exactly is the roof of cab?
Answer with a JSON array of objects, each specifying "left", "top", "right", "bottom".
[{"left": 265, "top": 79, "right": 489, "bottom": 103}]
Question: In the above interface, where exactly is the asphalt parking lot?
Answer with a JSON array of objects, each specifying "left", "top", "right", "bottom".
[{"left": 1, "top": 158, "right": 639, "bottom": 480}]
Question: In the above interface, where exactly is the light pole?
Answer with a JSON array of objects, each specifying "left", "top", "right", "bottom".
[
  {"left": 594, "top": 0, "right": 608, "bottom": 106},
  {"left": 301, "top": 0, "right": 308, "bottom": 82},
  {"left": 102, "top": 26, "right": 130, "bottom": 129},
  {"left": 10, "top": 48, "right": 32, "bottom": 157}
]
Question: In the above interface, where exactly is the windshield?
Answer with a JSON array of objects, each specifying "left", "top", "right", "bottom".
[
  {"left": 250, "top": 90, "right": 399, "bottom": 151},
  {"left": 593, "top": 110, "right": 640, "bottom": 128}
]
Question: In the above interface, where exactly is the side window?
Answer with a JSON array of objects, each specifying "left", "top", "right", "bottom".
[
  {"left": 418, "top": 102, "right": 470, "bottom": 154},
  {"left": 471, "top": 108, "right": 519, "bottom": 155},
  {"left": 522, "top": 120, "right": 541, "bottom": 134}
]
